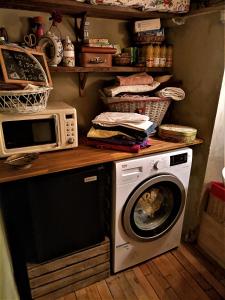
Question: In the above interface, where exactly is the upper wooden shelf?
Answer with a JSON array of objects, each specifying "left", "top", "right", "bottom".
[
  {"left": 49, "top": 66, "right": 171, "bottom": 73},
  {"left": 0, "top": 137, "right": 203, "bottom": 183},
  {"left": 0, "top": 1, "right": 224, "bottom": 20},
  {"left": 0, "top": 0, "right": 179, "bottom": 19}
]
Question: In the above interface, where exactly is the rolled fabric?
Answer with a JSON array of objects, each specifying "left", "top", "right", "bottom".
[
  {"left": 104, "top": 81, "right": 160, "bottom": 97},
  {"left": 156, "top": 87, "right": 185, "bottom": 101},
  {"left": 116, "top": 72, "right": 154, "bottom": 86}
]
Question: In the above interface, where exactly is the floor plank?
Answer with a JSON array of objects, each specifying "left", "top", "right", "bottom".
[
  {"left": 179, "top": 244, "right": 225, "bottom": 298},
  {"left": 165, "top": 252, "right": 210, "bottom": 300},
  {"left": 55, "top": 243, "right": 225, "bottom": 300},
  {"left": 96, "top": 280, "right": 113, "bottom": 300},
  {"left": 106, "top": 275, "right": 127, "bottom": 299},
  {"left": 116, "top": 272, "right": 138, "bottom": 300},
  {"left": 152, "top": 254, "right": 200, "bottom": 300}
]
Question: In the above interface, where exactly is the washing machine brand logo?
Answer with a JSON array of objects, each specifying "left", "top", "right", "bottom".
[{"left": 122, "top": 164, "right": 128, "bottom": 168}]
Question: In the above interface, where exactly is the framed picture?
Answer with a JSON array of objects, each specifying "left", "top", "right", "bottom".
[{"left": 0, "top": 45, "right": 52, "bottom": 86}]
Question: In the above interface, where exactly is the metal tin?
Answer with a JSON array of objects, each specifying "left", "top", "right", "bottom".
[{"left": 158, "top": 124, "right": 197, "bottom": 143}]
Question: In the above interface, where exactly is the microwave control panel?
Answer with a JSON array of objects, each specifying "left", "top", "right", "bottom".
[{"left": 65, "top": 114, "right": 76, "bottom": 144}]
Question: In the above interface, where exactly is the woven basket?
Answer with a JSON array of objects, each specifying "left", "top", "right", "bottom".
[
  {"left": 100, "top": 90, "right": 171, "bottom": 126},
  {"left": 0, "top": 47, "right": 52, "bottom": 113}
]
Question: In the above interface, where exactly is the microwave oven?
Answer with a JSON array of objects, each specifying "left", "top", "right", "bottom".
[{"left": 0, "top": 102, "right": 78, "bottom": 157}]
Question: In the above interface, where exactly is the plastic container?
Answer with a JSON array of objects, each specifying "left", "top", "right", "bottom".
[{"left": 158, "top": 124, "right": 197, "bottom": 143}]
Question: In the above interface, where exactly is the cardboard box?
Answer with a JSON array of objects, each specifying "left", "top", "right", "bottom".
[{"left": 134, "top": 18, "right": 161, "bottom": 33}]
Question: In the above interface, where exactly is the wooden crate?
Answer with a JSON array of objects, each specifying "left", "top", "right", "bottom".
[
  {"left": 197, "top": 212, "right": 225, "bottom": 269},
  {"left": 26, "top": 238, "right": 110, "bottom": 300}
]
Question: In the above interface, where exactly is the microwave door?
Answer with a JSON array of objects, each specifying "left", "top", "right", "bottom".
[{"left": 2, "top": 116, "right": 58, "bottom": 150}]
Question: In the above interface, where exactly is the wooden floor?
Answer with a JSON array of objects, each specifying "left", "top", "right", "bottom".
[{"left": 56, "top": 243, "right": 225, "bottom": 300}]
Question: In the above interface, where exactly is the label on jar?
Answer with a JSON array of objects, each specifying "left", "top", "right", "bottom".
[
  {"left": 153, "top": 57, "right": 160, "bottom": 67},
  {"left": 159, "top": 58, "right": 166, "bottom": 67}
]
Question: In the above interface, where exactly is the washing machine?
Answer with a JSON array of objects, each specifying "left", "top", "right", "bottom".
[{"left": 112, "top": 147, "right": 192, "bottom": 273}]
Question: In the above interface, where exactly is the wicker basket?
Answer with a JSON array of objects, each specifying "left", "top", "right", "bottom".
[
  {"left": 0, "top": 48, "right": 52, "bottom": 114},
  {"left": 0, "top": 87, "right": 52, "bottom": 113},
  {"left": 100, "top": 90, "right": 171, "bottom": 126}
]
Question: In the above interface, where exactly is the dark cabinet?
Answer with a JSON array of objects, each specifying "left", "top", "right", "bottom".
[{"left": 1, "top": 164, "right": 110, "bottom": 263}]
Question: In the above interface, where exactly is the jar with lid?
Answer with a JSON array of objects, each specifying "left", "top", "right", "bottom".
[
  {"left": 146, "top": 44, "right": 154, "bottom": 67},
  {"left": 153, "top": 44, "right": 160, "bottom": 67},
  {"left": 159, "top": 44, "right": 167, "bottom": 67},
  {"left": 166, "top": 45, "right": 173, "bottom": 68}
]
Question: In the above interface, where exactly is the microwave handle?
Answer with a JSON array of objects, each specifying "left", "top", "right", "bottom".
[{"left": 53, "top": 114, "right": 59, "bottom": 147}]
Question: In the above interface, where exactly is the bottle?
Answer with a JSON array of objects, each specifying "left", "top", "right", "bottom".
[
  {"left": 33, "top": 16, "right": 45, "bottom": 39},
  {"left": 83, "top": 21, "right": 90, "bottom": 43},
  {"left": 146, "top": 44, "right": 154, "bottom": 67},
  {"left": 62, "top": 36, "right": 75, "bottom": 67},
  {"left": 159, "top": 44, "right": 167, "bottom": 67},
  {"left": 153, "top": 44, "right": 160, "bottom": 67},
  {"left": 166, "top": 45, "right": 173, "bottom": 68}
]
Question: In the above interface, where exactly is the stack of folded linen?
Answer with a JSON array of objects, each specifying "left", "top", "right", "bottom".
[{"left": 86, "top": 112, "right": 156, "bottom": 153}]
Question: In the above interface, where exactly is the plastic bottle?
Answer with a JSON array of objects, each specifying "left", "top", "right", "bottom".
[
  {"left": 159, "top": 44, "right": 167, "bottom": 67},
  {"left": 62, "top": 36, "right": 75, "bottom": 67},
  {"left": 146, "top": 44, "right": 154, "bottom": 67},
  {"left": 153, "top": 44, "right": 160, "bottom": 67},
  {"left": 166, "top": 45, "right": 173, "bottom": 68}
]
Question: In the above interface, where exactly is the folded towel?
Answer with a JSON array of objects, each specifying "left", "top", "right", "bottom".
[
  {"left": 87, "top": 127, "right": 135, "bottom": 140},
  {"left": 116, "top": 72, "right": 154, "bottom": 86},
  {"left": 92, "top": 112, "right": 149, "bottom": 124},
  {"left": 103, "top": 81, "right": 160, "bottom": 97},
  {"left": 93, "top": 123, "right": 156, "bottom": 141},
  {"left": 85, "top": 138, "right": 151, "bottom": 153},
  {"left": 156, "top": 87, "right": 185, "bottom": 101}
]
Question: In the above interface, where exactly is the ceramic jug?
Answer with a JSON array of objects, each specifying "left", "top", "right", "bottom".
[{"left": 38, "top": 31, "right": 63, "bottom": 67}]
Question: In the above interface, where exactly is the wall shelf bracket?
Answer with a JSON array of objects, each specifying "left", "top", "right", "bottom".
[
  {"left": 74, "top": 12, "right": 87, "bottom": 44},
  {"left": 78, "top": 72, "right": 88, "bottom": 96}
]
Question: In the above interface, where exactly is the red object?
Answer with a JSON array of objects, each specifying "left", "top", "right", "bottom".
[
  {"left": 49, "top": 10, "right": 62, "bottom": 26},
  {"left": 210, "top": 181, "right": 225, "bottom": 202}
]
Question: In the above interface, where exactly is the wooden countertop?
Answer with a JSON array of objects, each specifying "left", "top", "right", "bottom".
[{"left": 0, "top": 138, "right": 203, "bottom": 183}]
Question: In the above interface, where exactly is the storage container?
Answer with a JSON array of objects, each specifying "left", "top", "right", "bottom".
[
  {"left": 80, "top": 53, "right": 112, "bottom": 67},
  {"left": 100, "top": 91, "right": 171, "bottom": 126},
  {"left": 158, "top": 124, "right": 197, "bottom": 143}
]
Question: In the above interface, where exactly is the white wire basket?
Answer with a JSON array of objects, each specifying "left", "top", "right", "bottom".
[{"left": 0, "top": 47, "right": 52, "bottom": 114}]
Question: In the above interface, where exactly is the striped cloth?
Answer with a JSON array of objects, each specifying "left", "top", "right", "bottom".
[{"left": 156, "top": 87, "right": 185, "bottom": 101}]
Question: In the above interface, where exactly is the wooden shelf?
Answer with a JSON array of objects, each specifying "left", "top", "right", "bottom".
[
  {"left": 49, "top": 66, "right": 172, "bottom": 96},
  {"left": 0, "top": 1, "right": 223, "bottom": 20},
  {"left": 0, "top": 137, "right": 203, "bottom": 183},
  {"left": 49, "top": 66, "right": 171, "bottom": 73},
  {"left": 0, "top": 0, "right": 179, "bottom": 20}
]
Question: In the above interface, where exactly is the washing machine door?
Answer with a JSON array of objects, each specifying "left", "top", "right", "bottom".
[{"left": 123, "top": 174, "right": 186, "bottom": 241}]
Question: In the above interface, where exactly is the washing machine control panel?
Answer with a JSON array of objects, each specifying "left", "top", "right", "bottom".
[
  {"left": 170, "top": 153, "right": 188, "bottom": 166},
  {"left": 150, "top": 159, "right": 168, "bottom": 171}
]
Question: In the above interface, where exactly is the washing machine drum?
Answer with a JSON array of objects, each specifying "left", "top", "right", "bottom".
[{"left": 123, "top": 174, "right": 186, "bottom": 241}]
